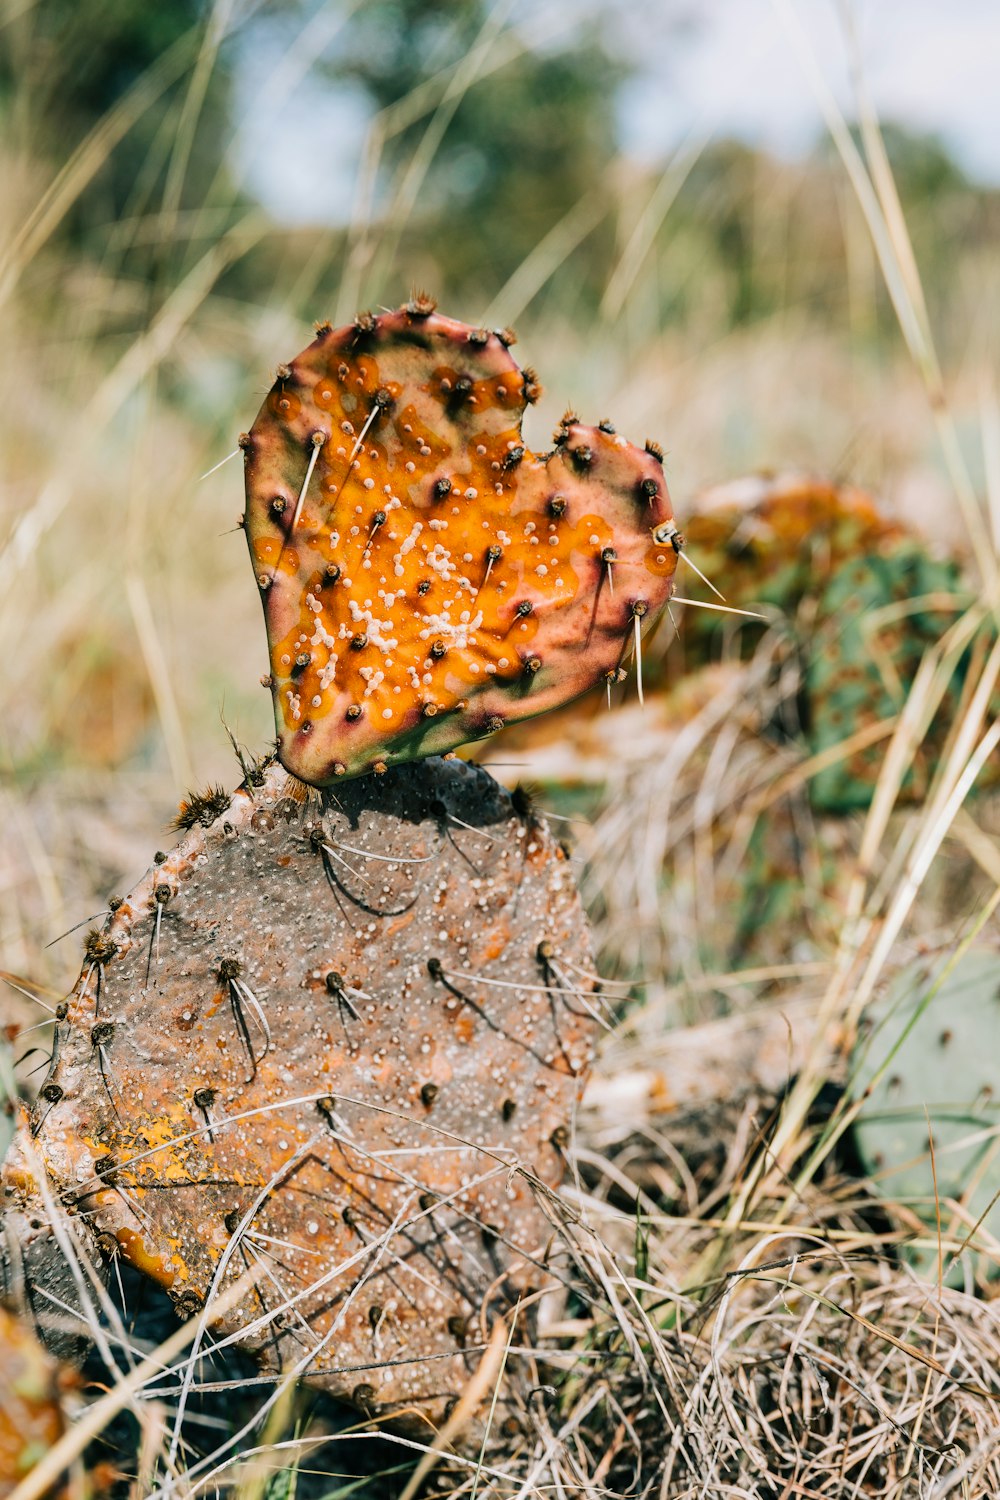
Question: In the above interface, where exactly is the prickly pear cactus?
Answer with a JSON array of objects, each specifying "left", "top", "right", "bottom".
[
  {"left": 677, "top": 475, "right": 905, "bottom": 658},
  {"left": 850, "top": 943, "right": 1000, "bottom": 1282},
  {"left": 243, "top": 298, "right": 679, "bottom": 785},
  {"left": 0, "top": 1303, "right": 67, "bottom": 1496},
  {"left": 2, "top": 755, "right": 599, "bottom": 1431},
  {"left": 805, "top": 542, "right": 978, "bottom": 810},
  {"left": 676, "top": 474, "right": 997, "bottom": 813}
]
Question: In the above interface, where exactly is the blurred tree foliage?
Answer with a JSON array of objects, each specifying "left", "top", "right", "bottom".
[
  {"left": 0, "top": 0, "right": 627, "bottom": 313},
  {"left": 318, "top": 0, "right": 626, "bottom": 306},
  {"left": 636, "top": 125, "right": 995, "bottom": 347},
  {"left": 0, "top": 0, "right": 992, "bottom": 344},
  {"left": 0, "top": 0, "right": 238, "bottom": 256}
]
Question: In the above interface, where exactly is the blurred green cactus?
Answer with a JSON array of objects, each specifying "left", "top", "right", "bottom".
[
  {"left": 806, "top": 541, "right": 973, "bottom": 811},
  {"left": 850, "top": 945, "right": 1000, "bottom": 1283},
  {"left": 678, "top": 475, "right": 997, "bottom": 815}
]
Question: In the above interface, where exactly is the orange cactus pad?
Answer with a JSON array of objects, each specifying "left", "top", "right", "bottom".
[{"left": 244, "top": 301, "right": 679, "bottom": 785}]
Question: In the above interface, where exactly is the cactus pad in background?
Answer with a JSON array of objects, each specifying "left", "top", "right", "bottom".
[
  {"left": 676, "top": 473, "right": 996, "bottom": 813},
  {"left": 850, "top": 944, "right": 1000, "bottom": 1283},
  {"left": 676, "top": 475, "right": 906, "bottom": 658},
  {"left": 3, "top": 754, "right": 600, "bottom": 1430},
  {"left": 243, "top": 300, "right": 678, "bottom": 785}
]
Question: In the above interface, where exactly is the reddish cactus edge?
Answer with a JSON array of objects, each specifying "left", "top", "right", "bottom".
[
  {"left": 243, "top": 300, "right": 679, "bottom": 785},
  {"left": 2, "top": 756, "right": 600, "bottom": 1433}
]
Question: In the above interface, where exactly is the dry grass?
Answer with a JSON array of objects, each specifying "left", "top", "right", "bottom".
[{"left": 2, "top": 3, "right": 1000, "bottom": 1497}]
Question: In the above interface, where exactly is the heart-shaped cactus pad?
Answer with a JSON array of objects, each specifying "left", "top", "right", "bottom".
[{"left": 243, "top": 298, "right": 679, "bottom": 785}]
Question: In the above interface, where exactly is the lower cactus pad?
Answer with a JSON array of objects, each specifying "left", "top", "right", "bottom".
[{"left": 3, "top": 756, "right": 600, "bottom": 1431}]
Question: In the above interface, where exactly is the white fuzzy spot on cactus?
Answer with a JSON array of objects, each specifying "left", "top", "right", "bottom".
[
  {"left": 398, "top": 522, "right": 422, "bottom": 557},
  {"left": 310, "top": 617, "right": 337, "bottom": 652}
]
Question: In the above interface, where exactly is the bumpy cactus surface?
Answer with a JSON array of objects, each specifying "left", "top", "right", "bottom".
[
  {"left": 243, "top": 299, "right": 678, "bottom": 785},
  {"left": 3, "top": 755, "right": 599, "bottom": 1429},
  {"left": 851, "top": 943, "right": 1000, "bottom": 1281}
]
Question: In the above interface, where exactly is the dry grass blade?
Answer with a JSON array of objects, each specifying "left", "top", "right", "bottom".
[
  {"left": 601, "top": 127, "right": 707, "bottom": 321},
  {"left": 0, "top": 30, "right": 197, "bottom": 306},
  {"left": 481, "top": 188, "right": 608, "bottom": 327},
  {"left": 770, "top": 0, "right": 997, "bottom": 584},
  {"left": 0, "top": 219, "right": 262, "bottom": 604}
]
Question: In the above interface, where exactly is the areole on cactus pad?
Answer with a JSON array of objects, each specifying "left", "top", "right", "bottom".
[{"left": 243, "top": 298, "right": 679, "bottom": 785}]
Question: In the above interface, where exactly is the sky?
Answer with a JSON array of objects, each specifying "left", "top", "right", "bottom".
[
  {"left": 617, "top": 0, "right": 1000, "bottom": 182},
  {"left": 234, "top": 0, "right": 1000, "bottom": 226}
]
